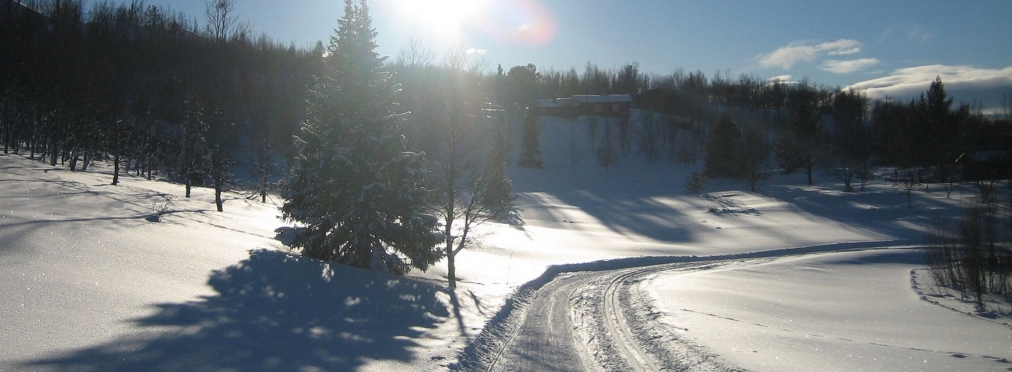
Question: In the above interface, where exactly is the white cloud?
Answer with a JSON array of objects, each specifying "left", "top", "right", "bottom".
[
  {"left": 819, "top": 58, "right": 881, "bottom": 74},
  {"left": 906, "top": 28, "right": 934, "bottom": 43},
  {"left": 827, "top": 48, "right": 861, "bottom": 56},
  {"left": 759, "top": 39, "right": 864, "bottom": 70},
  {"left": 848, "top": 65, "right": 1012, "bottom": 112},
  {"left": 465, "top": 48, "right": 488, "bottom": 55},
  {"left": 822, "top": 39, "right": 862, "bottom": 55}
]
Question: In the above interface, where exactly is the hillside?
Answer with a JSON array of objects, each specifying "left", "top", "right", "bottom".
[{"left": 2, "top": 113, "right": 1009, "bottom": 371}]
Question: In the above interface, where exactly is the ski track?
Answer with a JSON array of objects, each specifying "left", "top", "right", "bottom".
[{"left": 459, "top": 242, "right": 918, "bottom": 371}]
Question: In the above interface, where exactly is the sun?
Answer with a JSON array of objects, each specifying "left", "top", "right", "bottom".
[{"left": 392, "top": 0, "right": 486, "bottom": 42}]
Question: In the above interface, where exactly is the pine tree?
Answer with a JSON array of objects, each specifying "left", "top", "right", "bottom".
[
  {"left": 917, "top": 76, "right": 965, "bottom": 181},
  {"left": 281, "top": 0, "right": 440, "bottom": 274},
  {"left": 518, "top": 109, "right": 543, "bottom": 168},
  {"left": 705, "top": 113, "right": 742, "bottom": 178}
]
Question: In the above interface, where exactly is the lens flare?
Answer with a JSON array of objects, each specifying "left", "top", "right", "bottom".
[{"left": 471, "top": 0, "right": 556, "bottom": 46}]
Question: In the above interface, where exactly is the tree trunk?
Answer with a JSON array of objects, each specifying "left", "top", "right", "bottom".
[
  {"left": 111, "top": 152, "right": 120, "bottom": 185},
  {"left": 447, "top": 246, "right": 456, "bottom": 289},
  {"left": 214, "top": 177, "right": 223, "bottom": 212},
  {"left": 69, "top": 150, "right": 78, "bottom": 171},
  {"left": 49, "top": 136, "right": 58, "bottom": 166}
]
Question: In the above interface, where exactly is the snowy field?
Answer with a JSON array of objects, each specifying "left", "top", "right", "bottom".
[
  {"left": 645, "top": 250, "right": 1012, "bottom": 371},
  {"left": 2, "top": 113, "right": 1010, "bottom": 371}
]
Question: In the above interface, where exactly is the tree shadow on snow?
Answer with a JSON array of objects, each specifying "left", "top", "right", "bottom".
[
  {"left": 21, "top": 249, "right": 450, "bottom": 371},
  {"left": 764, "top": 184, "right": 959, "bottom": 243}
]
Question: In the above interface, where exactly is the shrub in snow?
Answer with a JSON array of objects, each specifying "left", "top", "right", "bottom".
[
  {"left": 685, "top": 171, "right": 708, "bottom": 195},
  {"left": 926, "top": 202, "right": 1012, "bottom": 311}
]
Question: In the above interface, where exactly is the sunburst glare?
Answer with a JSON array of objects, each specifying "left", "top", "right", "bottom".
[
  {"left": 390, "top": 0, "right": 555, "bottom": 46},
  {"left": 391, "top": 0, "right": 487, "bottom": 42}
]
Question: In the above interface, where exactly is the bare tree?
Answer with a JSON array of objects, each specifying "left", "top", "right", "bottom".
[
  {"left": 396, "top": 37, "right": 434, "bottom": 68},
  {"left": 739, "top": 117, "right": 772, "bottom": 192},
  {"left": 428, "top": 47, "right": 518, "bottom": 288},
  {"left": 204, "top": 0, "right": 250, "bottom": 42},
  {"left": 897, "top": 169, "right": 917, "bottom": 208},
  {"left": 595, "top": 119, "right": 619, "bottom": 172},
  {"left": 926, "top": 201, "right": 1012, "bottom": 311},
  {"left": 824, "top": 88, "right": 871, "bottom": 192}
]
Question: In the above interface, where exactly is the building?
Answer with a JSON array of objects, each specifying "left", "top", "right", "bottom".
[{"left": 535, "top": 94, "right": 633, "bottom": 118}]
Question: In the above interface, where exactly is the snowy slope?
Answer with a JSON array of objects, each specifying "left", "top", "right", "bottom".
[
  {"left": 0, "top": 155, "right": 461, "bottom": 371},
  {"left": 2, "top": 111, "right": 1006, "bottom": 371},
  {"left": 431, "top": 114, "right": 1004, "bottom": 371},
  {"left": 420, "top": 113, "right": 937, "bottom": 292}
]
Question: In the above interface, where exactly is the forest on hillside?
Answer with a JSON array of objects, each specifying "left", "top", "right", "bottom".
[
  {"left": 3, "top": 0, "right": 1012, "bottom": 306},
  {"left": 4, "top": 0, "right": 1010, "bottom": 202}
]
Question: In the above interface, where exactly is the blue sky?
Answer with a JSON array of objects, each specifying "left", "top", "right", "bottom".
[{"left": 114, "top": 0, "right": 1011, "bottom": 112}]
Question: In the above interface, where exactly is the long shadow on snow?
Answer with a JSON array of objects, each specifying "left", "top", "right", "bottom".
[
  {"left": 21, "top": 249, "right": 450, "bottom": 371},
  {"left": 541, "top": 180, "right": 949, "bottom": 249},
  {"left": 765, "top": 184, "right": 960, "bottom": 243},
  {"left": 551, "top": 190, "right": 697, "bottom": 243}
]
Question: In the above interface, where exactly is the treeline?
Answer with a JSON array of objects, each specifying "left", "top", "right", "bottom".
[
  {"left": 526, "top": 62, "right": 1010, "bottom": 194},
  {"left": 0, "top": 0, "right": 318, "bottom": 210},
  {"left": 530, "top": 62, "right": 1012, "bottom": 306},
  {"left": 5, "top": 1, "right": 1011, "bottom": 207},
  {"left": 540, "top": 64, "right": 801, "bottom": 109}
]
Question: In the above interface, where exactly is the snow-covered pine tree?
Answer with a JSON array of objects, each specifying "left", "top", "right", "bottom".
[{"left": 280, "top": 0, "right": 440, "bottom": 274}]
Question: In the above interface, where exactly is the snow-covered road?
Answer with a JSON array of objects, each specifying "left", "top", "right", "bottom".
[
  {"left": 470, "top": 260, "right": 740, "bottom": 371},
  {"left": 463, "top": 247, "right": 1012, "bottom": 372}
]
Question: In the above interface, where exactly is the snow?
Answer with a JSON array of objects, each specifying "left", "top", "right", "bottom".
[
  {"left": 645, "top": 249, "right": 1012, "bottom": 371},
  {"left": 0, "top": 156, "right": 456, "bottom": 371},
  {"left": 2, "top": 111, "right": 1009, "bottom": 371}
]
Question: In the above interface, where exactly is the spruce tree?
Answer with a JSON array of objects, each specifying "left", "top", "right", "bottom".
[
  {"left": 281, "top": 0, "right": 440, "bottom": 273},
  {"left": 918, "top": 76, "right": 965, "bottom": 181},
  {"left": 705, "top": 113, "right": 742, "bottom": 178},
  {"left": 518, "top": 110, "right": 543, "bottom": 168}
]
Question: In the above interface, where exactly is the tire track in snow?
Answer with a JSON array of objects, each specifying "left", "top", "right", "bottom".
[
  {"left": 456, "top": 241, "right": 917, "bottom": 371},
  {"left": 601, "top": 262, "right": 745, "bottom": 371},
  {"left": 488, "top": 273, "right": 599, "bottom": 372},
  {"left": 602, "top": 267, "right": 665, "bottom": 371}
]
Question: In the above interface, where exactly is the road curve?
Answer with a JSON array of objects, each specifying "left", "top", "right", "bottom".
[
  {"left": 486, "top": 261, "right": 730, "bottom": 372},
  {"left": 487, "top": 272, "right": 598, "bottom": 372},
  {"left": 464, "top": 243, "right": 918, "bottom": 371}
]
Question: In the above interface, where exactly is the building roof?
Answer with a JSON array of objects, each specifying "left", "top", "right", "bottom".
[{"left": 535, "top": 94, "right": 632, "bottom": 108}]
